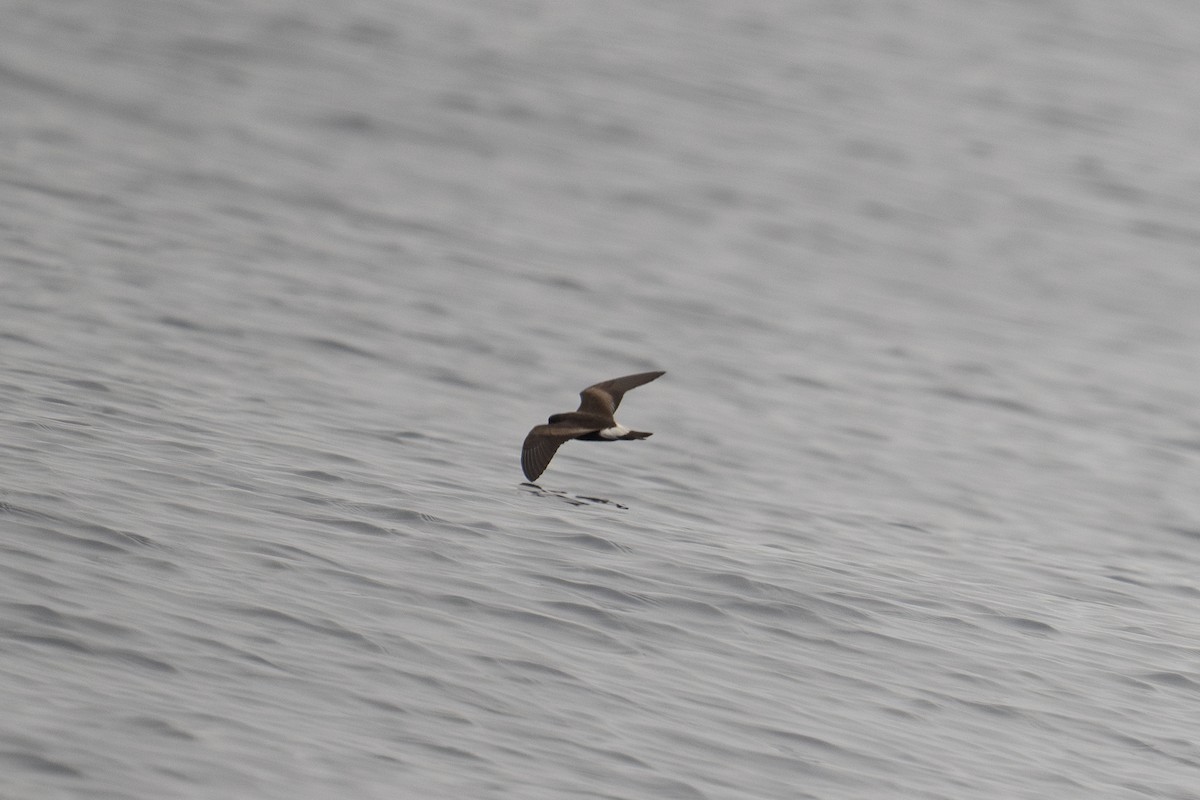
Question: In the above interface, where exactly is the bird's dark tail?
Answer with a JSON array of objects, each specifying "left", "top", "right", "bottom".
[{"left": 620, "top": 430, "right": 652, "bottom": 440}]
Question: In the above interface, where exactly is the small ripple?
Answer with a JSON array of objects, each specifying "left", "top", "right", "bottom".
[
  {"left": 359, "top": 505, "right": 449, "bottom": 525},
  {"left": 314, "top": 111, "right": 383, "bottom": 135},
  {"left": 929, "top": 386, "right": 1042, "bottom": 417},
  {"left": 1106, "top": 732, "right": 1200, "bottom": 768},
  {"left": 0, "top": 750, "right": 82, "bottom": 778},
  {"left": 20, "top": 517, "right": 155, "bottom": 551},
  {"left": 103, "top": 648, "right": 176, "bottom": 673},
  {"left": 995, "top": 615, "right": 1057, "bottom": 635},
  {"left": 8, "top": 630, "right": 91, "bottom": 654},
  {"left": 301, "top": 336, "right": 379, "bottom": 359},
  {"left": 244, "top": 541, "right": 334, "bottom": 565},
  {"left": 470, "top": 655, "right": 578, "bottom": 683},
  {"left": 412, "top": 741, "right": 490, "bottom": 763},
  {"left": 157, "top": 314, "right": 244, "bottom": 336},
  {"left": 637, "top": 776, "right": 707, "bottom": 800},
  {"left": 741, "top": 723, "right": 849, "bottom": 754},
  {"left": 930, "top": 614, "right": 984, "bottom": 632},
  {"left": 702, "top": 572, "right": 783, "bottom": 597},
  {"left": 647, "top": 596, "right": 730, "bottom": 621},
  {"left": 782, "top": 373, "right": 834, "bottom": 390},
  {"left": 180, "top": 634, "right": 288, "bottom": 672},
  {"left": 1166, "top": 526, "right": 1200, "bottom": 541},
  {"left": 283, "top": 508, "right": 425, "bottom": 538},
  {"left": 377, "top": 429, "right": 433, "bottom": 442},
  {"left": 326, "top": 518, "right": 395, "bottom": 536},
  {"left": 958, "top": 699, "right": 1025, "bottom": 718},
  {"left": 558, "top": 533, "right": 630, "bottom": 552},
  {"left": 536, "top": 575, "right": 651, "bottom": 608},
  {"left": 4, "top": 602, "right": 135, "bottom": 638},
  {"left": 125, "top": 715, "right": 196, "bottom": 741},
  {"left": 8, "top": 629, "right": 177, "bottom": 673},
  {"left": 727, "top": 599, "right": 822, "bottom": 625},
  {"left": 1139, "top": 671, "right": 1200, "bottom": 691},
  {"left": 486, "top": 607, "right": 636, "bottom": 653},
  {"left": 353, "top": 694, "right": 408, "bottom": 715},
  {"left": 0, "top": 331, "right": 41, "bottom": 347},
  {"left": 152, "top": 438, "right": 214, "bottom": 455},
  {"left": 1130, "top": 219, "right": 1200, "bottom": 245},
  {"left": 60, "top": 378, "right": 110, "bottom": 393},
  {"left": 544, "top": 600, "right": 628, "bottom": 632},
  {"left": 226, "top": 605, "right": 385, "bottom": 652},
  {"left": 294, "top": 469, "right": 344, "bottom": 482}
]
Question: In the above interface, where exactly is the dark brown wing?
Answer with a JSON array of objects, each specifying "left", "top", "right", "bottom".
[
  {"left": 521, "top": 424, "right": 598, "bottom": 481},
  {"left": 576, "top": 371, "right": 665, "bottom": 417}
]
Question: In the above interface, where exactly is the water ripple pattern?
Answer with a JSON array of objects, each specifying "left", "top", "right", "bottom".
[{"left": 3, "top": 1, "right": 1200, "bottom": 799}]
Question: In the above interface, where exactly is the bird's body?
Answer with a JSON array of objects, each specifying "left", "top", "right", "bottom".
[{"left": 521, "top": 371, "right": 664, "bottom": 482}]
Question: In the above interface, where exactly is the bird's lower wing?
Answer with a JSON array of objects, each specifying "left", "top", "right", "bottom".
[{"left": 521, "top": 424, "right": 597, "bottom": 481}]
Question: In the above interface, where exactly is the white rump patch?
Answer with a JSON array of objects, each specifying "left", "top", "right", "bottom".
[{"left": 599, "top": 423, "right": 631, "bottom": 440}]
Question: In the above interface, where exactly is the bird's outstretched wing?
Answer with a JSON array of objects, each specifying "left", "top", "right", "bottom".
[
  {"left": 577, "top": 371, "right": 665, "bottom": 417},
  {"left": 521, "top": 424, "right": 599, "bottom": 482}
]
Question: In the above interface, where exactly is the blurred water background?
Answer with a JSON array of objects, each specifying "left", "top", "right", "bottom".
[{"left": 3, "top": 1, "right": 1200, "bottom": 798}]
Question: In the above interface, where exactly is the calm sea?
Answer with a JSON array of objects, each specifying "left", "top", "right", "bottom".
[{"left": 3, "top": 1, "right": 1200, "bottom": 798}]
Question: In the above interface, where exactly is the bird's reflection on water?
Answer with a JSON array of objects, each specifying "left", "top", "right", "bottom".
[{"left": 520, "top": 482, "right": 628, "bottom": 510}]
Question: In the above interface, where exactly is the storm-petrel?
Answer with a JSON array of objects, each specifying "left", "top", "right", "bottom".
[{"left": 521, "top": 371, "right": 665, "bottom": 482}]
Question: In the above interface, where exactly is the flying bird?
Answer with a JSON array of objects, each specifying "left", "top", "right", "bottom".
[{"left": 521, "top": 371, "right": 665, "bottom": 482}]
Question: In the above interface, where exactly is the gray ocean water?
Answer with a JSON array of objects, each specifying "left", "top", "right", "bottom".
[{"left": 4, "top": 1, "right": 1200, "bottom": 798}]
